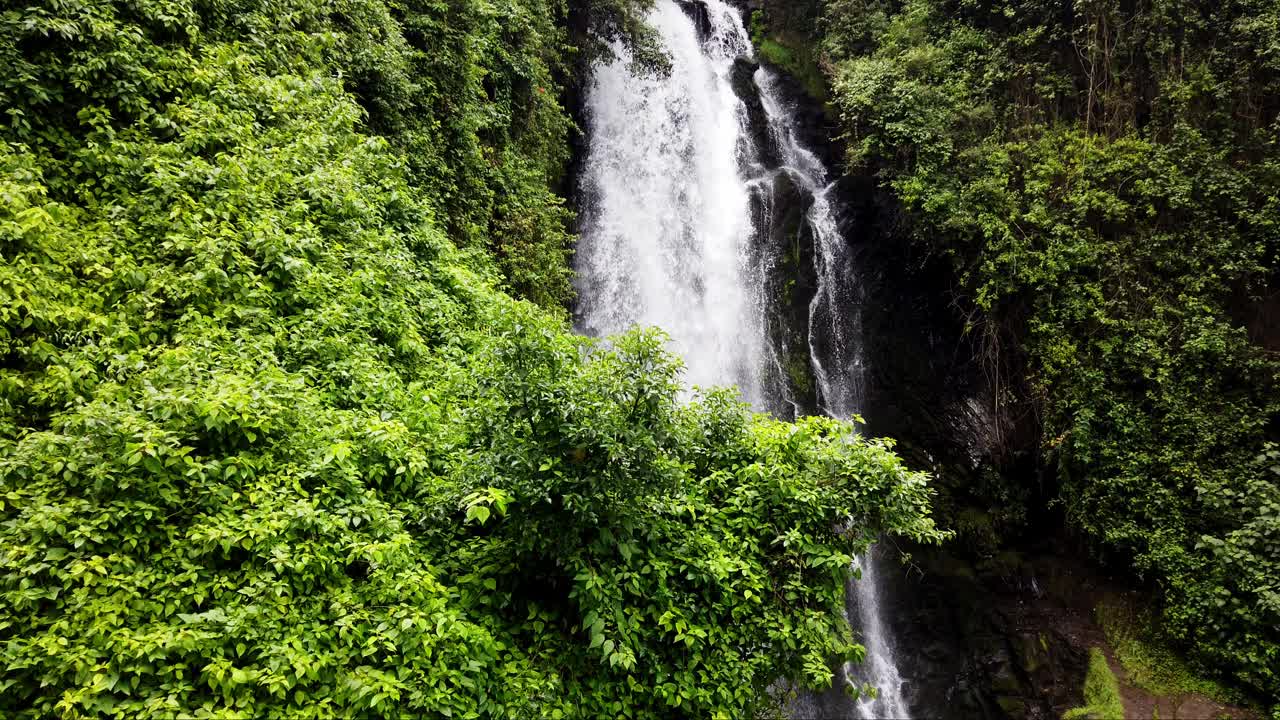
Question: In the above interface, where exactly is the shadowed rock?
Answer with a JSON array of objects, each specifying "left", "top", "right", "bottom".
[
  {"left": 747, "top": 168, "right": 819, "bottom": 418},
  {"left": 675, "top": 0, "right": 712, "bottom": 42},
  {"left": 729, "top": 57, "right": 782, "bottom": 169}
]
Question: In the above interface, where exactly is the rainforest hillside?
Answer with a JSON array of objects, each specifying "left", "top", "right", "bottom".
[
  {"left": 754, "top": 0, "right": 1279, "bottom": 706},
  {"left": 0, "top": 0, "right": 945, "bottom": 716}
]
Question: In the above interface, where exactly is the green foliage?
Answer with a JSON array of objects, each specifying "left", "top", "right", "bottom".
[
  {"left": 1097, "top": 597, "right": 1245, "bottom": 706},
  {"left": 0, "top": 0, "right": 579, "bottom": 311},
  {"left": 822, "top": 0, "right": 1280, "bottom": 703},
  {"left": 577, "top": 0, "right": 671, "bottom": 76},
  {"left": 1064, "top": 648, "right": 1126, "bottom": 720},
  {"left": 0, "top": 0, "right": 944, "bottom": 715},
  {"left": 357, "top": 0, "right": 581, "bottom": 308},
  {"left": 749, "top": 8, "right": 829, "bottom": 102}
]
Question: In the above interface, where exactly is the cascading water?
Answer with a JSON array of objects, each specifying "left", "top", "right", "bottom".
[
  {"left": 752, "top": 69, "right": 866, "bottom": 421},
  {"left": 847, "top": 549, "right": 912, "bottom": 719},
  {"left": 574, "top": 0, "right": 766, "bottom": 404},
  {"left": 753, "top": 67, "right": 906, "bottom": 720},
  {"left": 574, "top": 1, "right": 910, "bottom": 716}
]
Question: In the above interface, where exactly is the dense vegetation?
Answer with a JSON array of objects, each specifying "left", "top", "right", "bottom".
[
  {"left": 817, "top": 0, "right": 1280, "bottom": 706},
  {"left": 0, "top": 0, "right": 945, "bottom": 716}
]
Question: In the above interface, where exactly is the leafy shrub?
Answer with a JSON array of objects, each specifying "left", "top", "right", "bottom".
[{"left": 0, "top": 0, "right": 944, "bottom": 715}]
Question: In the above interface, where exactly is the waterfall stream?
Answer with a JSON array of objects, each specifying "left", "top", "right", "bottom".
[
  {"left": 574, "top": 0, "right": 765, "bottom": 403},
  {"left": 574, "top": 1, "right": 910, "bottom": 716}
]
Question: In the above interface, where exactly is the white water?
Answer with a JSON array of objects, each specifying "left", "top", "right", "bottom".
[
  {"left": 574, "top": 2, "right": 909, "bottom": 717},
  {"left": 848, "top": 550, "right": 911, "bottom": 719},
  {"left": 574, "top": 0, "right": 766, "bottom": 404},
  {"left": 753, "top": 69, "right": 866, "bottom": 421},
  {"left": 754, "top": 68, "right": 905, "bottom": 720}
]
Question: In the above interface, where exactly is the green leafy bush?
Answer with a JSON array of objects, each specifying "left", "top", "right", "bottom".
[
  {"left": 0, "top": 0, "right": 943, "bottom": 715},
  {"left": 0, "top": 0, "right": 578, "bottom": 310},
  {"left": 1097, "top": 596, "right": 1244, "bottom": 705}
]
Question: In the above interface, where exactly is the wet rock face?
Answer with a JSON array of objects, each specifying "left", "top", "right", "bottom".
[
  {"left": 794, "top": 75, "right": 1090, "bottom": 720},
  {"left": 675, "top": 0, "right": 712, "bottom": 41},
  {"left": 752, "top": 58, "right": 840, "bottom": 169},
  {"left": 876, "top": 548, "right": 1093, "bottom": 719},
  {"left": 750, "top": 169, "right": 820, "bottom": 418},
  {"left": 730, "top": 58, "right": 782, "bottom": 169},
  {"left": 732, "top": 63, "right": 1080, "bottom": 718},
  {"left": 723, "top": 47, "right": 820, "bottom": 418},
  {"left": 834, "top": 170, "right": 1091, "bottom": 719}
]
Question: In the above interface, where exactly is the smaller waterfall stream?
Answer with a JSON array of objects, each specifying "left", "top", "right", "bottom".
[
  {"left": 849, "top": 550, "right": 912, "bottom": 719},
  {"left": 574, "top": 2, "right": 911, "bottom": 716},
  {"left": 753, "top": 69, "right": 865, "bottom": 422},
  {"left": 753, "top": 67, "right": 908, "bottom": 720}
]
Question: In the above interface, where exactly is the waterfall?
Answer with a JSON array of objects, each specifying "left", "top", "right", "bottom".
[
  {"left": 574, "top": 1, "right": 909, "bottom": 717},
  {"left": 574, "top": 0, "right": 766, "bottom": 404},
  {"left": 752, "top": 69, "right": 866, "bottom": 421}
]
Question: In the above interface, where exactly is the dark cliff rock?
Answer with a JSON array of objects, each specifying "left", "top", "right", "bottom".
[
  {"left": 753, "top": 59, "right": 841, "bottom": 169},
  {"left": 751, "top": 168, "right": 820, "bottom": 418},
  {"left": 761, "top": 52, "right": 1093, "bottom": 719},
  {"left": 730, "top": 57, "right": 782, "bottom": 170},
  {"left": 830, "top": 161, "right": 1105, "bottom": 719},
  {"left": 879, "top": 548, "right": 1093, "bottom": 719},
  {"left": 675, "top": 0, "right": 712, "bottom": 42},
  {"left": 732, "top": 57, "right": 819, "bottom": 418}
]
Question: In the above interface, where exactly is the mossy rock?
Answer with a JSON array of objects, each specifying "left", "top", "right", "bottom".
[
  {"left": 995, "top": 695, "right": 1027, "bottom": 718},
  {"left": 1064, "top": 649, "right": 1125, "bottom": 720}
]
